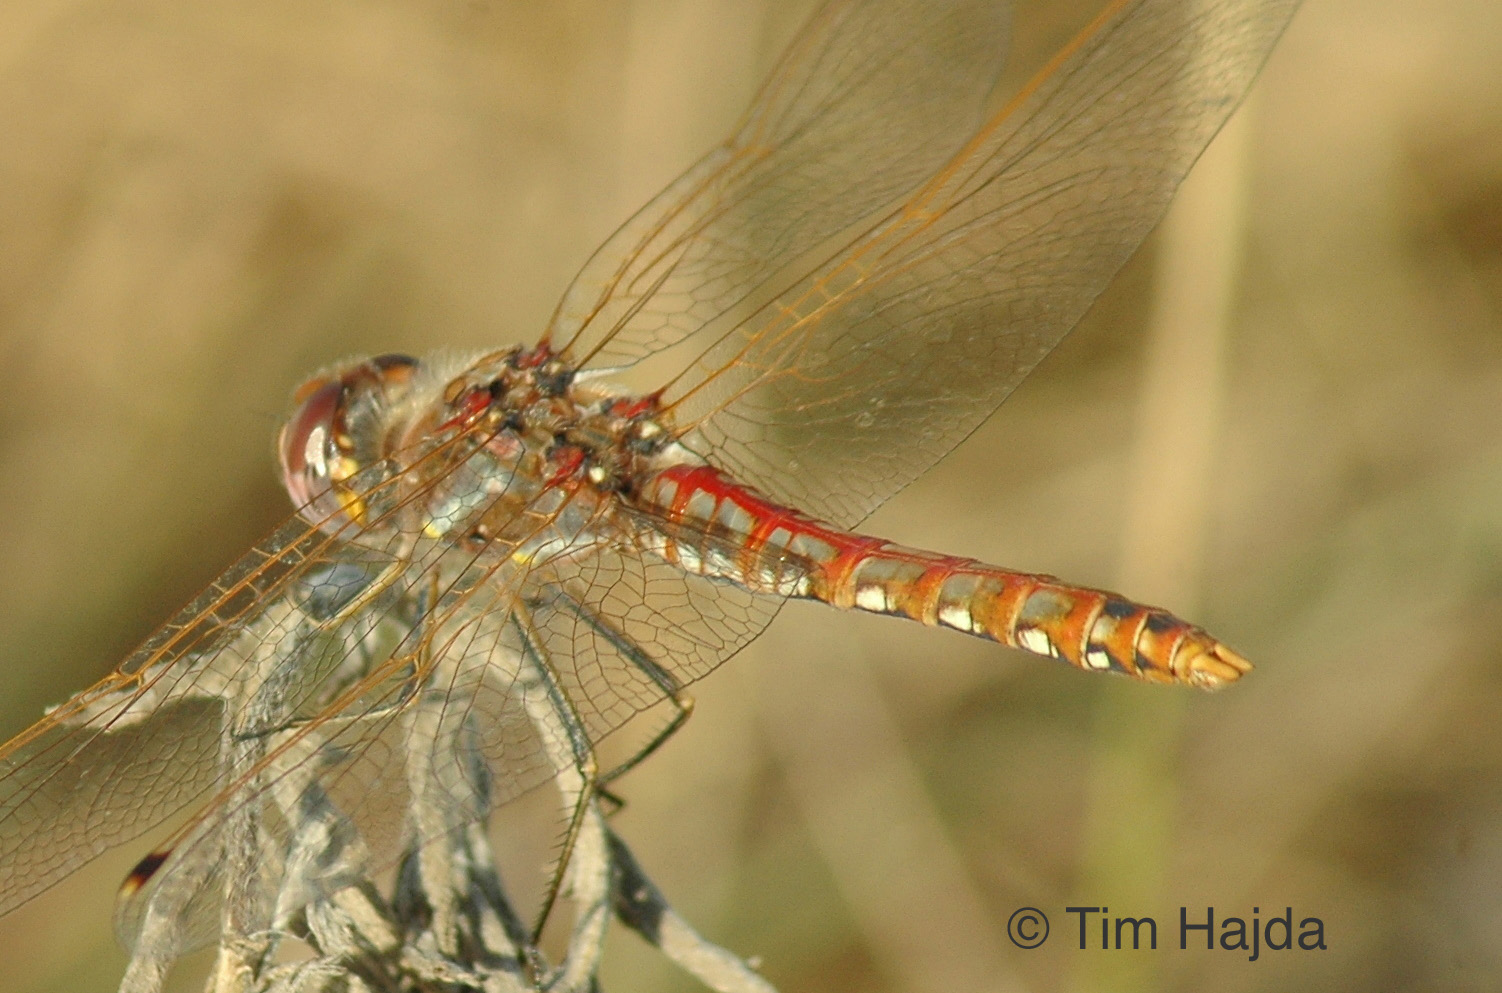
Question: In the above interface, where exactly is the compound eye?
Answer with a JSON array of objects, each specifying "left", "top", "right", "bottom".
[
  {"left": 278, "top": 354, "right": 419, "bottom": 533},
  {"left": 279, "top": 377, "right": 343, "bottom": 522}
]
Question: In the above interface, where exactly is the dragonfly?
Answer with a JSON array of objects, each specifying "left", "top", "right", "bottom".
[{"left": 0, "top": 0, "right": 1298, "bottom": 983}]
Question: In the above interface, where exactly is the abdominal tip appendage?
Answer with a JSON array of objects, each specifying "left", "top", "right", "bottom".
[{"left": 1177, "top": 637, "right": 1252, "bottom": 691}]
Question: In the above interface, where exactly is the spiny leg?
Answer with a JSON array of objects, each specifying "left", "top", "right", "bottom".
[
  {"left": 543, "top": 792, "right": 615, "bottom": 993},
  {"left": 508, "top": 603, "right": 600, "bottom": 945},
  {"left": 537, "top": 587, "right": 695, "bottom": 804}
]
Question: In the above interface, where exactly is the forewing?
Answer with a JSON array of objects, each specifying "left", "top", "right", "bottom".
[
  {"left": 568, "top": 0, "right": 1300, "bottom": 528},
  {"left": 98, "top": 469, "right": 783, "bottom": 952},
  {"left": 0, "top": 514, "right": 403, "bottom": 918},
  {"left": 549, "top": 0, "right": 1010, "bottom": 368},
  {"left": 670, "top": 0, "right": 1301, "bottom": 526},
  {"left": 525, "top": 543, "right": 782, "bottom": 745},
  {"left": 0, "top": 0, "right": 1304, "bottom": 946},
  {"left": 108, "top": 541, "right": 544, "bottom": 954}
]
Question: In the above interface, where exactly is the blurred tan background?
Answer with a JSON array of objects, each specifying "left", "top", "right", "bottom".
[{"left": 1, "top": 0, "right": 1499, "bottom": 991}]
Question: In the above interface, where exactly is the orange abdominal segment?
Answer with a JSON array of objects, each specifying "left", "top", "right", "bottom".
[{"left": 635, "top": 464, "right": 1248, "bottom": 690}]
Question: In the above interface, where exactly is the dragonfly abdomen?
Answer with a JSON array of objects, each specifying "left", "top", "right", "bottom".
[
  {"left": 632, "top": 465, "right": 825, "bottom": 597},
  {"left": 636, "top": 465, "right": 1248, "bottom": 690},
  {"left": 810, "top": 545, "right": 1249, "bottom": 690}
]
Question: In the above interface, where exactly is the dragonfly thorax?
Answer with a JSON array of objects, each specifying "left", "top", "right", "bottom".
[{"left": 278, "top": 345, "right": 681, "bottom": 552}]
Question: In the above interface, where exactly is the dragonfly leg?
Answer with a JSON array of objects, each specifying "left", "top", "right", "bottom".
[
  {"left": 544, "top": 791, "right": 614, "bottom": 992},
  {"left": 508, "top": 603, "right": 601, "bottom": 946},
  {"left": 539, "top": 587, "right": 695, "bottom": 796}
]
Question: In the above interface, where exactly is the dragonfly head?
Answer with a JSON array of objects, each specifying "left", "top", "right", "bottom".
[{"left": 278, "top": 353, "right": 420, "bottom": 535}]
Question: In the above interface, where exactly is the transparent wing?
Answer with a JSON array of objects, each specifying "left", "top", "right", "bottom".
[
  {"left": 0, "top": 513, "right": 403, "bottom": 917},
  {"left": 549, "top": 0, "right": 1011, "bottom": 368},
  {"left": 0, "top": 0, "right": 1302, "bottom": 944},
  {"left": 109, "top": 505, "right": 781, "bottom": 953},
  {"left": 0, "top": 423, "right": 781, "bottom": 945},
  {"left": 556, "top": 0, "right": 1300, "bottom": 527}
]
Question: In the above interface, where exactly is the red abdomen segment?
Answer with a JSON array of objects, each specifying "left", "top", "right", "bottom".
[{"left": 635, "top": 466, "right": 1248, "bottom": 690}]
